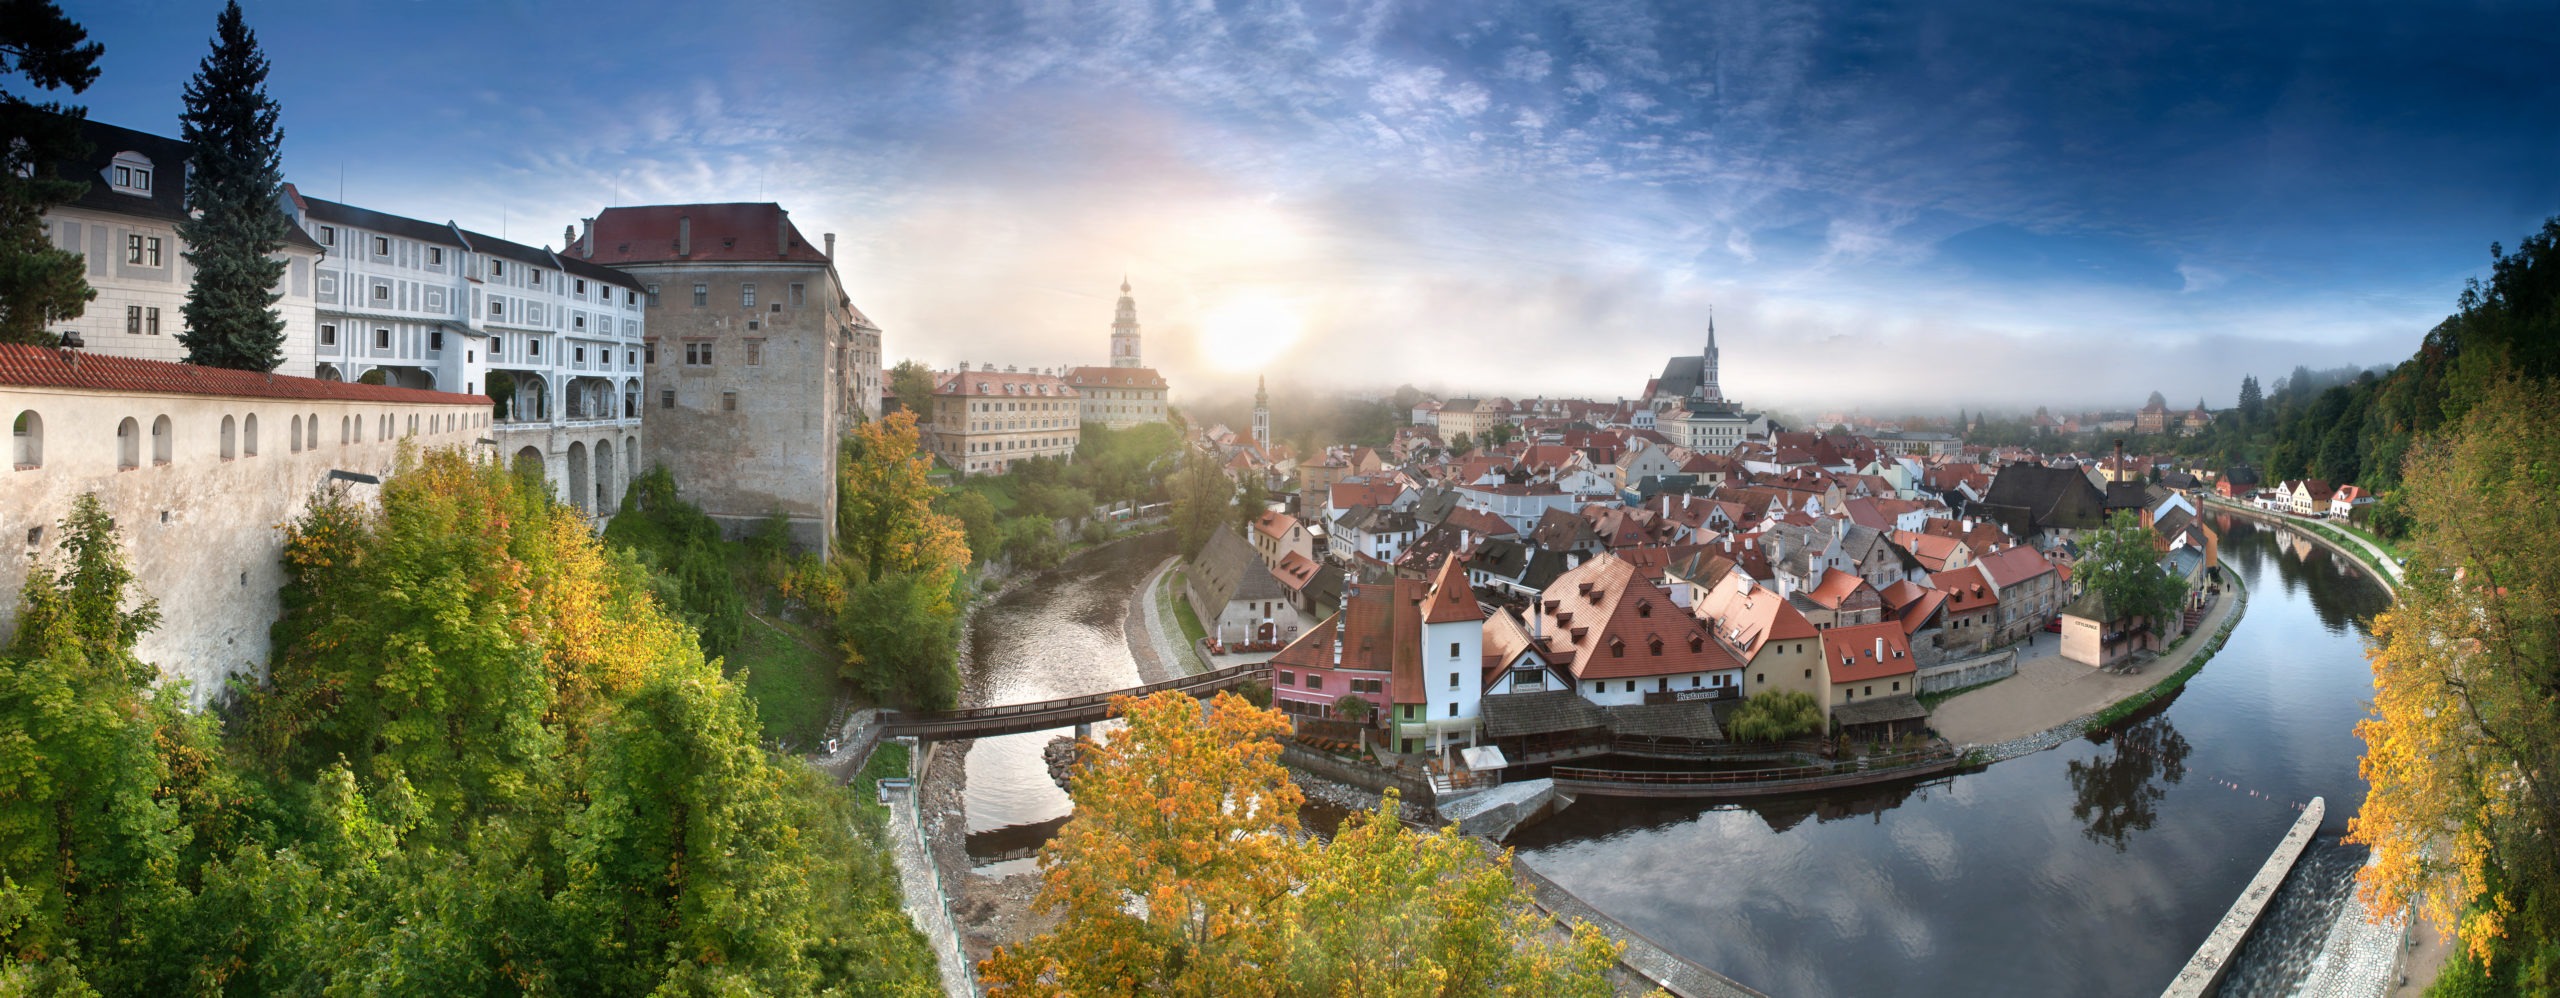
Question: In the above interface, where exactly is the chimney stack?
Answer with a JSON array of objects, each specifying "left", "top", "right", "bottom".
[
  {"left": 777, "top": 208, "right": 791, "bottom": 257},
  {"left": 2113, "top": 438, "right": 2126, "bottom": 484},
  {"left": 581, "top": 217, "right": 595, "bottom": 257},
  {"left": 677, "top": 216, "right": 691, "bottom": 257},
  {"left": 823, "top": 232, "right": 835, "bottom": 259},
  {"left": 563, "top": 224, "right": 576, "bottom": 249},
  {"left": 1875, "top": 636, "right": 1884, "bottom": 660}
]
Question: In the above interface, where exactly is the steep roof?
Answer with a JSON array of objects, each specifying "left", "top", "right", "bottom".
[
  {"left": 1064, "top": 366, "right": 1168, "bottom": 390},
  {"left": 1821, "top": 621, "right": 1918, "bottom": 684},
  {"left": 1934, "top": 565, "right": 2000, "bottom": 615},
  {"left": 1974, "top": 545, "right": 2056, "bottom": 590},
  {"left": 580, "top": 203, "right": 832, "bottom": 266},
  {"left": 1421, "top": 555, "right": 1485, "bottom": 624},
  {"left": 1531, "top": 553, "right": 1738, "bottom": 680},
  {"left": 1692, "top": 568, "right": 1820, "bottom": 661},
  {"left": 57, "top": 117, "right": 322, "bottom": 251},
  {"left": 0, "top": 344, "right": 487, "bottom": 405},
  {"left": 1981, "top": 462, "right": 2110, "bottom": 534},
  {"left": 1187, "top": 529, "right": 1287, "bottom": 611}
]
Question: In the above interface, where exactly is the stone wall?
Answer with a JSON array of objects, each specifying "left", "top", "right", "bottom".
[
  {"left": 1279, "top": 743, "right": 1439, "bottom": 819},
  {"left": 2, "top": 382, "right": 491, "bottom": 698},
  {"left": 1916, "top": 649, "right": 2017, "bottom": 694}
]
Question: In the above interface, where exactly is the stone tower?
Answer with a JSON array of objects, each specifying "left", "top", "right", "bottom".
[
  {"left": 1701, "top": 307, "right": 1722, "bottom": 403},
  {"left": 1252, "top": 374, "right": 1271, "bottom": 450},
  {"left": 1111, "top": 277, "right": 1142, "bottom": 369}
]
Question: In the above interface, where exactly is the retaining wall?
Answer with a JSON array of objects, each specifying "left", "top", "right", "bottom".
[
  {"left": 1280, "top": 743, "right": 1440, "bottom": 820},
  {"left": 1916, "top": 649, "right": 2018, "bottom": 694}
]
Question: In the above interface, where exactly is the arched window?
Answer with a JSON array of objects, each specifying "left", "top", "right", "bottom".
[
  {"left": 353, "top": 414, "right": 363, "bottom": 443},
  {"left": 290, "top": 415, "right": 302, "bottom": 452},
  {"left": 117, "top": 417, "right": 140, "bottom": 469},
  {"left": 9, "top": 410, "right": 39, "bottom": 469},
  {"left": 220, "top": 415, "right": 237, "bottom": 460},
  {"left": 243, "top": 413, "right": 259, "bottom": 455},
  {"left": 151, "top": 415, "right": 172, "bottom": 465}
]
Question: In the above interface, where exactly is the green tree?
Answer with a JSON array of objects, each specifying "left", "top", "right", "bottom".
[
  {"left": 837, "top": 568, "right": 962, "bottom": 710},
  {"left": 838, "top": 411, "right": 969, "bottom": 583},
  {"left": 175, "top": 1, "right": 290, "bottom": 370},
  {"left": 1169, "top": 451, "right": 1234, "bottom": 559},
  {"left": 2073, "top": 511, "right": 2181, "bottom": 627},
  {"left": 2237, "top": 375, "right": 2263, "bottom": 423},
  {"left": 0, "top": 0, "right": 103, "bottom": 346},
  {"left": 1450, "top": 431, "right": 1473, "bottom": 455},
  {"left": 888, "top": 358, "right": 938, "bottom": 422},
  {"left": 2349, "top": 378, "right": 2560, "bottom": 986},
  {"left": 0, "top": 495, "right": 191, "bottom": 992},
  {"left": 604, "top": 465, "right": 746, "bottom": 659},
  {"left": 937, "top": 487, "right": 1002, "bottom": 566},
  {"left": 1727, "top": 690, "right": 1823, "bottom": 742}
]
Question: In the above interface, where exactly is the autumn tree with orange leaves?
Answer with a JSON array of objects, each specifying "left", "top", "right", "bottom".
[
  {"left": 2349, "top": 377, "right": 2560, "bottom": 992},
  {"left": 981, "top": 690, "right": 1619, "bottom": 997}
]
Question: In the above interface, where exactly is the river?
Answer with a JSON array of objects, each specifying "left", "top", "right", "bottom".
[{"left": 1507, "top": 514, "right": 2394, "bottom": 997}]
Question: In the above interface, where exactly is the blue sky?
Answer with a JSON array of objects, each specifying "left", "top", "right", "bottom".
[{"left": 60, "top": 0, "right": 2560, "bottom": 412}]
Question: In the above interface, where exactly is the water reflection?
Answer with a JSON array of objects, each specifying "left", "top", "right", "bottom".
[{"left": 2067, "top": 708, "right": 2192, "bottom": 851}]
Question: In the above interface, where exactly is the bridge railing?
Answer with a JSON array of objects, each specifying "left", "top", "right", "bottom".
[{"left": 885, "top": 660, "right": 1272, "bottom": 725}]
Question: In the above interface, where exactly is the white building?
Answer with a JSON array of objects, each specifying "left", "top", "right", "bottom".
[
  {"left": 287, "top": 192, "right": 646, "bottom": 518},
  {"left": 37, "top": 118, "right": 324, "bottom": 374}
]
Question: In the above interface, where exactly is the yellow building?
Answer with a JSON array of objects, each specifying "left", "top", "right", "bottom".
[{"left": 927, "top": 365, "right": 1081, "bottom": 476}]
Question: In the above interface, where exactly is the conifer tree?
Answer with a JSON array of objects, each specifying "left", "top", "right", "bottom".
[
  {"left": 0, "top": 0, "right": 103, "bottom": 345},
  {"left": 175, "top": 1, "right": 288, "bottom": 371}
]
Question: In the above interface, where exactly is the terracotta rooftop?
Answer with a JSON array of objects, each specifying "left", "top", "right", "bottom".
[
  {"left": 580, "top": 203, "right": 832, "bottom": 266},
  {"left": 0, "top": 344, "right": 488, "bottom": 406}
]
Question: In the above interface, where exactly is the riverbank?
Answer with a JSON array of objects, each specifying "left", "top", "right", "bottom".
[
  {"left": 2202, "top": 496, "right": 2404, "bottom": 590},
  {"left": 1935, "top": 581, "right": 2243, "bottom": 750}
]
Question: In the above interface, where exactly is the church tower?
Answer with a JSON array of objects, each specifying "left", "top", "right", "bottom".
[
  {"left": 1252, "top": 375, "right": 1271, "bottom": 451},
  {"left": 1110, "top": 277, "right": 1142, "bottom": 368},
  {"left": 1701, "top": 308, "right": 1722, "bottom": 402}
]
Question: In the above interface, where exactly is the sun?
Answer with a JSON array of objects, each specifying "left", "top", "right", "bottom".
[{"left": 1194, "top": 291, "right": 1303, "bottom": 373}]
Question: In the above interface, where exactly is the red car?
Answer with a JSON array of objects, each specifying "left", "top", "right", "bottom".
[{"left": 2044, "top": 617, "right": 2063, "bottom": 633}]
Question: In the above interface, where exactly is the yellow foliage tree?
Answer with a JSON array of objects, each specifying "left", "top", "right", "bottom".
[
  {"left": 981, "top": 690, "right": 1620, "bottom": 997},
  {"left": 2348, "top": 377, "right": 2560, "bottom": 979},
  {"left": 840, "top": 411, "right": 969, "bottom": 582}
]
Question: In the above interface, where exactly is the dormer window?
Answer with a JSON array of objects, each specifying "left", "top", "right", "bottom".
[{"left": 107, "top": 152, "right": 153, "bottom": 194}]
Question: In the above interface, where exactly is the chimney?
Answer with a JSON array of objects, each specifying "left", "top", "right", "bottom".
[
  {"left": 581, "top": 217, "right": 595, "bottom": 257},
  {"left": 777, "top": 208, "right": 791, "bottom": 257},
  {"left": 2113, "top": 438, "right": 2126, "bottom": 484},
  {"left": 823, "top": 232, "right": 835, "bottom": 260},
  {"left": 1875, "top": 636, "right": 1884, "bottom": 660},
  {"left": 677, "top": 216, "right": 692, "bottom": 257},
  {"left": 563, "top": 224, "right": 576, "bottom": 249}
]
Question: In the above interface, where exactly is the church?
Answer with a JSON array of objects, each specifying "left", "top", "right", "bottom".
[
  {"left": 1646, "top": 311, "right": 1761, "bottom": 453},
  {"left": 1065, "top": 279, "right": 1171, "bottom": 429}
]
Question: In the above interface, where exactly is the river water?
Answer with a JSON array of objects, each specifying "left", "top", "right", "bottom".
[{"left": 1508, "top": 515, "right": 2394, "bottom": 997}]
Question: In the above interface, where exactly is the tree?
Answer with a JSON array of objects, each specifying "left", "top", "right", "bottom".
[
  {"left": 2066, "top": 714, "right": 2190, "bottom": 851},
  {"left": 838, "top": 411, "right": 968, "bottom": 583},
  {"left": 1483, "top": 421, "right": 1519, "bottom": 448},
  {"left": 1727, "top": 690, "right": 1823, "bottom": 742},
  {"left": 1449, "top": 432, "right": 1473, "bottom": 455},
  {"left": 837, "top": 568, "right": 962, "bottom": 710},
  {"left": 2237, "top": 374, "right": 2263, "bottom": 420},
  {"left": 888, "top": 359, "right": 938, "bottom": 422},
  {"left": 1236, "top": 473, "right": 1269, "bottom": 528},
  {"left": 0, "top": 0, "right": 103, "bottom": 345},
  {"left": 937, "top": 488, "right": 1002, "bottom": 565},
  {"left": 2349, "top": 378, "right": 2560, "bottom": 985},
  {"left": 175, "top": 1, "right": 289, "bottom": 371},
  {"left": 1168, "top": 452, "right": 1234, "bottom": 559},
  {"left": 1332, "top": 693, "right": 1375, "bottom": 726},
  {"left": 603, "top": 466, "right": 745, "bottom": 659},
  {"left": 0, "top": 495, "right": 190, "bottom": 992},
  {"left": 982, "top": 691, "right": 1620, "bottom": 997},
  {"left": 2073, "top": 511, "right": 2181, "bottom": 628}
]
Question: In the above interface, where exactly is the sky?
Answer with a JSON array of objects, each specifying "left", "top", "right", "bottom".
[{"left": 56, "top": 0, "right": 2560, "bottom": 413}]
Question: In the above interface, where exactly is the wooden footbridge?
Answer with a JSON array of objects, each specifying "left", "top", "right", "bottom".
[{"left": 876, "top": 660, "right": 1273, "bottom": 742}]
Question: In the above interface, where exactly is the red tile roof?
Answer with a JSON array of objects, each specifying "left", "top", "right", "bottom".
[
  {"left": 1421, "top": 556, "right": 1484, "bottom": 624},
  {"left": 1933, "top": 565, "right": 2000, "bottom": 615},
  {"left": 1974, "top": 544, "right": 2056, "bottom": 590},
  {"left": 581, "top": 203, "right": 831, "bottom": 265},
  {"left": 1254, "top": 510, "right": 1300, "bottom": 539},
  {"left": 1822, "top": 621, "right": 1918, "bottom": 684},
  {"left": 0, "top": 344, "right": 488, "bottom": 405},
  {"left": 1534, "top": 553, "right": 1738, "bottom": 680},
  {"left": 1064, "top": 366, "right": 1168, "bottom": 390}
]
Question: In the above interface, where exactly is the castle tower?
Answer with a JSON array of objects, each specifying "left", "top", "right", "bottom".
[
  {"left": 1252, "top": 374, "right": 1271, "bottom": 450},
  {"left": 1110, "top": 277, "right": 1142, "bottom": 368},
  {"left": 1702, "top": 307, "right": 1722, "bottom": 402}
]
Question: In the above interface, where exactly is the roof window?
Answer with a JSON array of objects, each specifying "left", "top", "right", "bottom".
[{"left": 107, "top": 151, "right": 153, "bottom": 195}]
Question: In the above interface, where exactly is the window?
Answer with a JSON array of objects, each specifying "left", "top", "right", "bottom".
[
  {"left": 373, "top": 236, "right": 389, "bottom": 256},
  {"left": 1624, "top": 680, "right": 1636, "bottom": 693},
  {"left": 220, "top": 415, "right": 237, "bottom": 460},
  {"left": 1449, "top": 703, "right": 1458, "bottom": 718},
  {"left": 574, "top": 279, "right": 587, "bottom": 295},
  {"left": 573, "top": 346, "right": 586, "bottom": 364},
  {"left": 691, "top": 283, "right": 707, "bottom": 307},
  {"left": 789, "top": 283, "right": 805, "bottom": 308},
  {"left": 126, "top": 306, "right": 141, "bottom": 334},
  {"left": 746, "top": 340, "right": 764, "bottom": 366},
  {"left": 489, "top": 260, "right": 503, "bottom": 278},
  {"left": 109, "top": 153, "right": 153, "bottom": 192},
  {"left": 528, "top": 338, "right": 540, "bottom": 357},
  {"left": 1279, "top": 671, "right": 1295, "bottom": 687},
  {"left": 373, "top": 282, "right": 390, "bottom": 301},
  {"left": 526, "top": 268, "right": 541, "bottom": 287},
  {"left": 644, "top": 342, "right": 656, "bottom": 365},
  {"left": 1305, "top": 674, "right": 1322, "bottom": 690},
  {"left": 10, "top": 410, "right": 39, "bottom": 469},
  {"left": 150, "top": 415, "right": 171, "bottom": 465},
  {"left": 290, "top": 415, "right": 301, "bottom": 453},
  {"left": 721, "top": 391, "right": 738, "bottom": 412},
  {"left": 645, "top": 284, "right": 661, "bottom": 307},
  {"left": 320, "top": 324, "right": 337, "bottom": 346},
  {"left": 146, "top": 308, "right": 159, "bottom": 336},
  {"left": 625, "top": 289, "right": 637, "bottom": 306},
  {"left": 490, "top": 298, "right": 504, "bottom": 318},
  {"left": 428, "top": 330, "right": 443, "bottom": 351},
  {"left": 374, "top": 328, "right": 390, "bottom": 349},
  {"left": 684, "top": 342, "right": 711, "bottom": 366},
  {"left": 1448, "top": 671, "right": 1458, "bottom": 689},
  {"left": 116, "top": 417, "right": 139, "bottom": 469},
  {"left": 740, "top": 283, "right": 756, "bottom": 308},
  {"left": 428, "top": 247, "right": 442, "bottom": 266},
  {"left": 660, "top": 389, "right": 674, "bottom": 409},
  {"left": 319, "top": 225, "right": 335, "bottom": 246},
  {"left": 573, "top": 314, "right": 585, "bottom": 331},
  {"left": 626, "top": 349, "right": 636, "bottom": 367}
]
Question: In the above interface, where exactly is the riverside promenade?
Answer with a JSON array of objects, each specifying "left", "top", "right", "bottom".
[{"left": 1934, "top": 583, "right": 2242, "bottom": 748}]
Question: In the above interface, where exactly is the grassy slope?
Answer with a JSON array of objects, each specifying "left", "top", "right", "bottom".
[{"left": 729, "top": 608, "right": 844, "bottom": 749}]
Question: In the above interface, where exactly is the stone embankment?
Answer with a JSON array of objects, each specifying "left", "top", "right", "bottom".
[{"left": 2163, "top": 796, "right": 2327, "bottom": 998}]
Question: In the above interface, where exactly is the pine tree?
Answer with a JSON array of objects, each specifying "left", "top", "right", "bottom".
[
  {"left": 0, "top": 1, "right": 103, "bottom": 345},
  {"left": 175, "top": 1, "right": 288, "bottom": 371},
  {"left": 2236, "top": 375, "right": 2263, "bottom": 418}
]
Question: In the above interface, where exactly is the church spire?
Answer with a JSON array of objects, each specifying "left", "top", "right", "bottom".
[
  {"left": 1111, "top": 278, "right": 1142, "bottom": 368},
  {"left": 1252, "top": 374, "right": 1272, "bottom": 450},
  {"left": 1702, "top": 306, "right": 1723, "bottom": 403}
]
